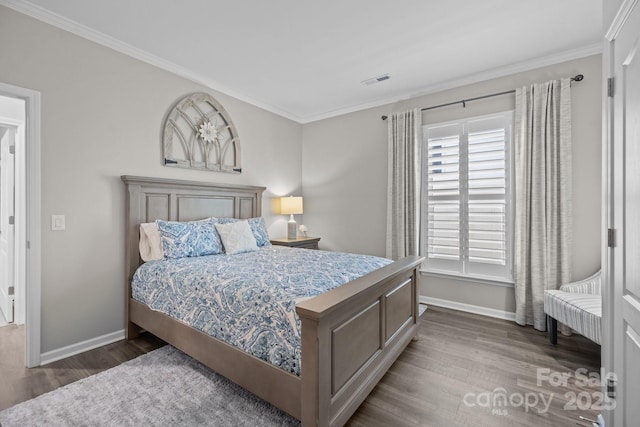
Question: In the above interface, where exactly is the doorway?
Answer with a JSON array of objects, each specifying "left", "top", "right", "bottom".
[
  {"left": 0, "top": 83, "right": 41, "bottom": 368},
  {"left": 0, "top": 117, "right": 22, "bottom": 326}
]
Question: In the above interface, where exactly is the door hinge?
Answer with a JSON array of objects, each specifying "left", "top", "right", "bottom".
[
  {"left": 607, "top": 375, "right": 616, "bottom": 399},
  {"left": 8, "top": 286, "right": 14, "bottom": 296},
  {"left": 9, "top": 144, "right": 15, "bottom": 154},
  {"left": 8, "top": 215, "right": 14, "bottom": 225},
  {"left": 608, "top": 77, "right": 615, "bottom": 97},
  {"left": 607, "top": 228, "right": 616, "bottom": 247}
]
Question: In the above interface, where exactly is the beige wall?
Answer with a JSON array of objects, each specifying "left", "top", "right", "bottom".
[
  {"left": 0, "top": 6, "right": 303, "bottom": 353},
  {"left": 302, "top": 107, "right": 389, "bottom": 256},
  {"left": 0, "top": 5, "right": 603, "bottom": 354},
  {"left": 303, "top": 54, "right": 602, "bottom": 314}
]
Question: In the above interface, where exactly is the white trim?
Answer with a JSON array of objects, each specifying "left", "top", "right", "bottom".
[
  {"left": 420, "top": 269, "right": 514, "bottom": 288},
  {"left": 0, "top": 0, "right": 602, "bottom": 124},
  {"left": 25, "top": 88, "right": 41, "bottom": 368},
  {"left": 0, "top": 82, "right": 41, "bottom": 368},
  {"left": 605, "top": 0, "right": 638, "bottom": 40},
  {"left": 40, "top": 330, "right": 125, "bottom": 366},
  {"left": 601, "top": 14, "right": 615, "bottom": 427},
  {"left": 0, "top": 0, "right": 302, "bottom": 123},
  {"left": 303, "top": 43, "right": 603, "bottom": 123},
  {"left": 420, "top": 111, "right": 515, "bottom": 283},
  {"left": 14, "top": 119, "right": 26, "bottom": 326},
  {"left": 419, "top": 295, "right": 516, "bottom": 322},
  {"left": 0, "top": 116, "right": 25, "bottom": 326}
]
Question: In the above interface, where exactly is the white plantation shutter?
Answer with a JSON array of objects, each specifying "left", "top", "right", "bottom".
[
  {"left": 423, "top": 112, "right": 513, "bottom": 281},
  {"left": 426, "top": 123, "right": 462, "bottom": 272}
]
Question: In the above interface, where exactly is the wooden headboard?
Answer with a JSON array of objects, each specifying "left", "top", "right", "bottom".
[{"left": 121, "top": 175, "right": 266, "bottom": 293}]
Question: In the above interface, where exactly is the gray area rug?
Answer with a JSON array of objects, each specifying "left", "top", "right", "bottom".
[
  {"left": 418, "top": 303, "right": 428, "bottom": 318},
  {"left": 0, "top": 345, "right": 300, "bottom": 426}
]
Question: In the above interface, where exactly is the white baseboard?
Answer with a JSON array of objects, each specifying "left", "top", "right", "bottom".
[
  {"left": 37, "top": 298, "right": 511, "bottom": 365},
  {"left": 40, "top": 329, "right": 125, "bottom": 366},
  {"left": 420, "top": 295, "right": 516, "bottom": 322}
]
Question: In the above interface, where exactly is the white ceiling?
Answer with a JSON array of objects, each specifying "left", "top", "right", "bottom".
[{"left": 4, "top": 0, "right": 602, "bottom": 123}]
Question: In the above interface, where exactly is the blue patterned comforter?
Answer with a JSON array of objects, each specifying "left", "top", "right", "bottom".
[{"left": 132, "top": 246, "right": 391, "bottom": 376}]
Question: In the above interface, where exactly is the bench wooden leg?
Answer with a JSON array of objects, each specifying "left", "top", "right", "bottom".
[{"left": 547, "top": 315, "right": 558, "bottom": 345}]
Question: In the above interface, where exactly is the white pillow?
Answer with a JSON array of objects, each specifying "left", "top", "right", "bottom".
[
  {"left": 214, "top": 220, "right": 259, "bottom": 255},
  {"left": 139, "top": 222, "right": 164, "bottom": 262}
]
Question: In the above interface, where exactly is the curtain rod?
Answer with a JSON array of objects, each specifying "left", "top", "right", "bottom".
[{"left": 381, "top": 74, "right": 584, "bottom": 120}]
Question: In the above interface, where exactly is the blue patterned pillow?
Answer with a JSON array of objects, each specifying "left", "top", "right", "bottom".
[
  {"left": 156, "top": 218, "right": 223, "bottom": 259},
  {"left": 218, "top": 217, "right": 271, "bottom": 247}
]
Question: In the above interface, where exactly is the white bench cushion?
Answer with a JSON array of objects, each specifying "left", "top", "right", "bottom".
[{"left": 544, "top": 290, "right": 601, "bottom": 345}]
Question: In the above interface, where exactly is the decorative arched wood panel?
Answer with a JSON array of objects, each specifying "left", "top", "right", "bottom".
[{"left": 163, "top": 93, "right": 241, "bottom": 173}]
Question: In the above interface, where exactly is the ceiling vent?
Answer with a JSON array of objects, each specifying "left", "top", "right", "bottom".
[{"left": 361, "top": 73, "right": 390, "bottom": 86}]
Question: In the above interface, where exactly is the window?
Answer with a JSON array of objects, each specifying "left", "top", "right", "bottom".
[{"left": 422, "top": 111, "right": 514, "bottom": 282}]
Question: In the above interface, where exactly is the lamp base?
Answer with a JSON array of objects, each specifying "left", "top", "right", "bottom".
[{"left": 287, "top": 216, "right": 297, "bottom": 239}]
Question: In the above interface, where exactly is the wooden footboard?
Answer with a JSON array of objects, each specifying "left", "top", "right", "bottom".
[
  {"left": 129, "top": 298, "right": 302, "bottom": 418},
  {"left": 122, "top": 176, "right": 424, "bottom": 427},
  {"left": 296, "top": 256, "right": 423, "bottom": 427}
]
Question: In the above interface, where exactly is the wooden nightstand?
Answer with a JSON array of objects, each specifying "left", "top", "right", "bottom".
[{"left": 270, "top": 236, "right": 321, "bottom": 250}]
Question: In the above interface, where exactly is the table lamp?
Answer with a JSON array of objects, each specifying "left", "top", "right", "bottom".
[{"left": 280, "top": 196, "right": 303, "bottom": 239}]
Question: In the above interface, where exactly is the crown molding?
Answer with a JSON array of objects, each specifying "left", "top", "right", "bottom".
[
  {"left": 605, "top": 0, "right": 638, "bottom": 40},
  {"left": 300, "top": 42, "right": 603, "bottom": 123},
  {"left": 1, "top": 0, "right": 602, "bottom": 125},
  {"left": 0, "top": 0, "right": 303, "bottom": 123}
]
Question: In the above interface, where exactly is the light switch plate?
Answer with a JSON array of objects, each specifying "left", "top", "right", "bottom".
[{"left": 51, "top": 214, "right": 65, "bottom": 231}]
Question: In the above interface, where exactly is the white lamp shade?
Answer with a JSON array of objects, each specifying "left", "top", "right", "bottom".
[{"left": 280, "top": 196, "right": 303, "bottom": 215}]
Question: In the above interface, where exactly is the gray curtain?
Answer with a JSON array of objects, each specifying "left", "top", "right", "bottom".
[
  {"left": 386, "top": 109, "right": 421, "bottom": 260},
  {"left": 514, "top": 79, "right": 572, "bottom": 331}
]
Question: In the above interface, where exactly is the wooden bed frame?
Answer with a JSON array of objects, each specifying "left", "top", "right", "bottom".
[{"left": 122, "top": 175, "right": 423, "bottom": 427}]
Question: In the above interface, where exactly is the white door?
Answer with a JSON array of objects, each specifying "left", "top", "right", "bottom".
[
  {"left": 611, "top": 1, "right": 640, "bottom": 425},
  {"left": 0, "top": 126, "right": 15, "bottom": 323}
]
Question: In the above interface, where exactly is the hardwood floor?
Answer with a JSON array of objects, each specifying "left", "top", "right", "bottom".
[
  {"left": 0, "top": 307, "right": 600, "bottom": 426},
  {"left": 0, "top": 324, "right": 165, "bottom": 411},
  {"left": 348, "top": 307, "right": 601, "bottom": 427}
]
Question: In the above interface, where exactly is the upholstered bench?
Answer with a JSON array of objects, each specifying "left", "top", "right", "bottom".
[{"left": 543, "top": 271, "right": 602, "bottom": 345}]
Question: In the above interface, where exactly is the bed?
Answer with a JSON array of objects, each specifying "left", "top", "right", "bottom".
[{"left": 122, "top": 175, "right": 423, "bottom": 427}]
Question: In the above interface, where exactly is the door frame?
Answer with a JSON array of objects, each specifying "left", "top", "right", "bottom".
[
  {"left": 0, "top": 82, "right": 41, "bottom": 368},
  {"left": 604, "top": 1, "right": 640, "bottom": 425},
  {"left": 0, "top": 121, "right": 19, "bottom": 324},
  {"left": 602, "top": 10, "right": 615, "bottom": 425}
]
